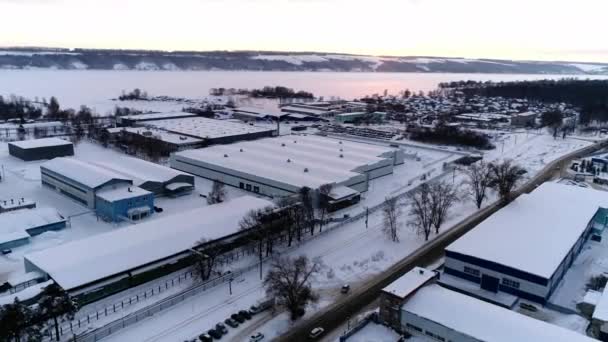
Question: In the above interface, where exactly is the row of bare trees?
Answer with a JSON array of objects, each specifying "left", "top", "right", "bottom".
[{"left": 464, "top": 159, "right": 527, "bottom": 208}]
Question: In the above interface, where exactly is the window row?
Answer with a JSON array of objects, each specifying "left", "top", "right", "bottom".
[
  {"left": 239, "top": 182, "right": 260, "bottom": 194},
  {"left": 502, "top": 277, "right": 520, "bottom": 289},
  {"left": 463, "top": 266, "right": 480, "bottom": 277}
]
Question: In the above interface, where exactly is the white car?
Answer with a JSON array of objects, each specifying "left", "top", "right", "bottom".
[
  {"left": 249, "top": 332, "right": 264, "bottom": 342},
  {"left": 309, "top": 327, "right": 325, "bottom": 339}
]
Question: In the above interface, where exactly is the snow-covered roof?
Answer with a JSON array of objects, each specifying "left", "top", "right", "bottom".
[
  {"left": 0, "top": 280, "right": 53, "bottom": 306},
  {"left": 41, "top": 158, "right": 132, "bottom": 189},
  {"left": 233, "top": 107, "right": 285, "bottom": 118},
  {"left": 24, "top": 196, "right": 273, "bottom": 290},
  {"left": 120, "top": 127, "right": 204, "bottom": 145},
  {"left": 593, "top": 285, "right": 608, "bottom": 322},
  {"left": 96, "top": 186, "right": 152, "bottom": 202},
  {"left": 145, "top": 117, "right": 274, "bottom": 139},
  {"left": 92, "top": 156, "right": 191, "bottom": 185},
  {"left": 328, "top": 185, "right": 359, "bottom": 201},
  {"left": 382, "top": 267, "right": 435, "bottom": 298},
  {"left": 173, "top": 135, "right": 395, "bottom": 189},
  {"left": 402, "top": 284, "right": 596, "bottom": 342},
  {"left": 0, "top": 208, "right": 65, "bottom": 244},
  {"left": 10, "top": 137, "right": 72, "bottom": 149},
  {"left": 121, "top": 111, "right": 197, "bottom": 122},
  {"left": 0, "top": 198, "right": 35, "bottom": 210},
  {"left": 447, "top": 182, "right": 608, "bottom": 279},
  {"left": 280, "top": 105, "right": 329, "bottom": 116}
]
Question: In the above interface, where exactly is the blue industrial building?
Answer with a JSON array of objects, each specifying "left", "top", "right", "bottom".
[{"left": 40, "top": 158, "right": 155, "bottom": 222}]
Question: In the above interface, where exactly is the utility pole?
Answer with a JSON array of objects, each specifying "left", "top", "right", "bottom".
[
  {"left": 228, "top": 275, "right": 234, "bottom": 295},
  {"left": 365, "top": 207, "right": 369, "bottom": 228}
]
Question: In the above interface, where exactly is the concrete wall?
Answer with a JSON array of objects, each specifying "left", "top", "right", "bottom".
[
  {"left": 0, "top": 236, "right": 30, "bottom": 250},
  {"left": 401, "top": 310, "right": 482, "bottom": 342},
  {"left": 25, "top": 220, "right": 67, "bottom": 236}
]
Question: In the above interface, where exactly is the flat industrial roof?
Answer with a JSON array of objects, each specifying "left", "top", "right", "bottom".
[
  {"left": 121, "top": 127, "right": 204, "bottom": 145},
  {"left": 403, "top": 284, "right": 595, "bottom": 342},
  {"left": 41, "top": 158, "right": 132, "bottom": 189},
  {"left": 24, "top": 196, "right": 273, "bottom": 290},
  {"left": 173, "top": 135, "right": 395, "bottom": 189},
  {"left": 93, "top": 156, "right": 191, "bottom": 185},
  {"left": 121, "top": 112, "right": 197, "bottom": 121},
  {"left": 594, "top": 285, "right": 608, "bottom": 322},
  {"left": 280, "top": 105, "right": 329, "bottom": 116},
  {"left": 382, "top": 267, "right": 435, "bottom": 299},
  {"left": 146, "top": 117, "right": 274, "bottom": 139},
  {"left": 10, "top": 137, "right": 72, "bottom": 149},
  {"left": 0, "top": 208, "right": 65, "bottom": 245},
  {"left": 96, "top": 186, "right": 152, "bottom": 202},
  {"left": 447, "top": 182, "right": 608, "bottom": 279}
]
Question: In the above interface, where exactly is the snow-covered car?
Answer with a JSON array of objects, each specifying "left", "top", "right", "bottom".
[
  {"left": 224, "top": 318, "right": 238, "bottom": 328},
  {"left": 249, "top": 332, "right": 264, "bottom": 341},
  {"left": 309, "top": 327, "right": 325, "bottom": 339}
]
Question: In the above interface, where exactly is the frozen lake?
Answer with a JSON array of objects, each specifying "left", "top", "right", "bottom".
[{"left": 1, "top": 70, "right": 607, "bottom": 114}]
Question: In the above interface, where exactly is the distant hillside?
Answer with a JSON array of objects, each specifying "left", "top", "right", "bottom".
[{"left": 1, "top": 48, "right": 607, "bottom": 74}]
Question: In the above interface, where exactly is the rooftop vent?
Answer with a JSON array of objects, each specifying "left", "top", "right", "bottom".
[
  {"left": 224, "top": 154, "right": 228, "bottom": 158},
  {"left": 304, "top": 168, "right": 309, "bottom": 173},
  {"left": 293, "top": 140, "right": 297, "bottom": 143},
  {"left": 418, "top": 269, "right": 425, "bottom": 275},
  {"left": 339, "top": 148, "right": 343, "bottom": 152},
  {"left": 339, "top": 154, "right": 344, "bottom": 158},
  {"left": 339, "top": 141, "right": 343, "bottom": 144},
  {"left": 287, "top": 159, "right": 291, "bottom": 163},
  {"left": 240, "top": 148, "right": 244, "bottom": 152},
  {"left": 281, "top": 143, "right": 286, "bottom": 147},
  {"left": 179, "top": 136, "right": 187, "bottom": 141}
]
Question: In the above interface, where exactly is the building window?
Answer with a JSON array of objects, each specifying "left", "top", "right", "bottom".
[
  {"left": 246, "top": 184, "right": 252, "bottom": 191},
  {"left": 253, "top": 186, "right": 260, "bottom": 193},
  {"left": 502, "top": 278, "right": 520, "bottom": 289},
  {"left": 239, "top": 182, "right": 244, "bottom": 189},
  {"left": 425, "top": 331, "right": 445, "bottom": 341},
  {"left": 406, "top": 323, "right": 422, "bottom": 333},
  {"left": 464, "top": 266, "right": 480, "bottom": 277}
]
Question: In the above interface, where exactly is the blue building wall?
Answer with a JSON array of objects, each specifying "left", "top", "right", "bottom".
[
  {"left": 25, "top": 220, "right": 67, "bottom": 236},
  {"left": 95, "top": 193, "right": 154, "bottom": 222},
  {"left": 0, "top": 237, "right": 30, "bottom": 250}
]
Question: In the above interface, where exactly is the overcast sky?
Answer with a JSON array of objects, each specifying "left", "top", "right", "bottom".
[{"left": 1, "top": 0, "right": 607, "bottom": 62}]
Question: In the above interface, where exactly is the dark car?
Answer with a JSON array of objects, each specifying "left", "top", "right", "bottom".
[
  {"left": 231, "top": 313, "right": 246, "bottom": 323},
  {"left": 198, "top": 334, "right": 212, "bottom": 342},
  {"left": 238, "top": 310, "right": 252, "bottom": 320},
  {"left": 208, "top": 328, "right": 222, "bottom": 339},
  {"left": 224, "top": 318, "right": 239, "bottom": 328},
  {"left": 215, "top": 323, "right": 228, "bottom": 335},
  {"left": 340, "top": 284, "right": 350, "bottom": 294},
  {"left": 249, "top": 305, "right": 261, "bottom": 315}
]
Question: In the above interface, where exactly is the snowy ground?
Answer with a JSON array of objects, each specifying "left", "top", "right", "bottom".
[{"left": 339, "top": 321, "right": 402, "bottom": 342}]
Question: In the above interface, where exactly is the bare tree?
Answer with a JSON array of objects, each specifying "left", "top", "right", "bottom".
[
  {"left": 317, "top": 183, "right": 333, "bottom": 232},
  {"left": 407, "top": 183, "right": 434, "bottom": 241},
  {"left": 277, "top": 197, "right": 305, "bottom": 247},
  {"left": 299, "top": 187, "right": 315, "bottom": 236},
  {"left": 264, "top": 255, "right": 319, "bottom": 320},
  {"left": 239, "top": 207, "right": 275, "bottom": 279},
  {"left": 464, "top": 161, "right": 492, "bottom": 209},
  {"left": 489, "top": 160, "right": 527, "bottom": 203},
  {"left": 382, "top": 196, "right": 401, "bottom": 242},
  {"left": 207, "top": 180, "right": 226, "bottom": 205},
  {"left": 191, "top": 239, "right": 225, "bottom": 282},
  {"left": 429, "top": 181, "right": 459, "bottom": 234}
]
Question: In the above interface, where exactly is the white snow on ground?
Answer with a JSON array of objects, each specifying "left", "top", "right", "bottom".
[{"left": 98, "top": 131, "right": 594, "bottom": 342}]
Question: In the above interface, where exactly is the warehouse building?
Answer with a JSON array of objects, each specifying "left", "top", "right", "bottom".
[
  {"left": 171, "top": 135, "right": 403, "bottom": 208},
  {"left": 116, "top": 127, "right": 205, "bottom": 152},
  {"left": 444, "top": 182, "right": 606, "bottom": 305},
  {"left": 280, "top": 104, "right": 335, "bottom": 119},
  {"left": 40, "top": 158, "right": 155, "bottom": 222},
  {"left": 381, "top": 268, "right": 595, "bottom": 342},
  {"left": 116, "top": 111, "right": 198, "bottom": 126},
  {"left": 144, "top": 117, "right": 277, "bottom": 145},
  {"left": 9, "top": 138, "right": 74, "bottom": 161},
  {"left": 0, "top": 208, "right": 66, "bottom": 250},
  {"left": 23, "top": 196, "right": 273, "bottom": 302},
  {"left": 92, "top": 156, "right": 195, "bottom": 197}
]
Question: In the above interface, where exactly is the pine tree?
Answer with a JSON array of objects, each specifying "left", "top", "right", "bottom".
[{"left": 37, "top": 283, "right": 77, "bottom": 341}]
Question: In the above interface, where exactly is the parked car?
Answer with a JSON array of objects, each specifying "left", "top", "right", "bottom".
[
  {"left": 249, "top": 332, "right": 264, "bottom": 342},
  {"left": 1, "top": 249, "right": 12, "bottom": 255},
  {"left": 239, "top": 310, "right": 252, "bottom": 320},
  {"left": 224, "top": 318, "right": 239, "bottom": 328},
  {"left": 249, "top": 305, "right": 261, "bottom": 314},
  {"left": 208, "top": 328, "right": 222, "bottom": 339},
  {"left": 215, "top": 323, "right": 228, "bottom": 335},
  {"left": 340, "top": 284, "right": 350, "bottom": 294},
  {"left": 198, "top": 333, "right": 212, "bottom": 342},
  {"left": 231, "top": 313, "right": 245, "bottom": 323},
  {"left": 309, "top": 327, "right": 325, "bottom": 339}
]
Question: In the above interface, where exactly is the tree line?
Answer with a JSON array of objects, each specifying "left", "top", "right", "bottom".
[
  {"left": 445, "top": 79, "right": 608, "bottom": 125},
  {"left": 409, "top": 122, "right": 495, "bottom": 150}
]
